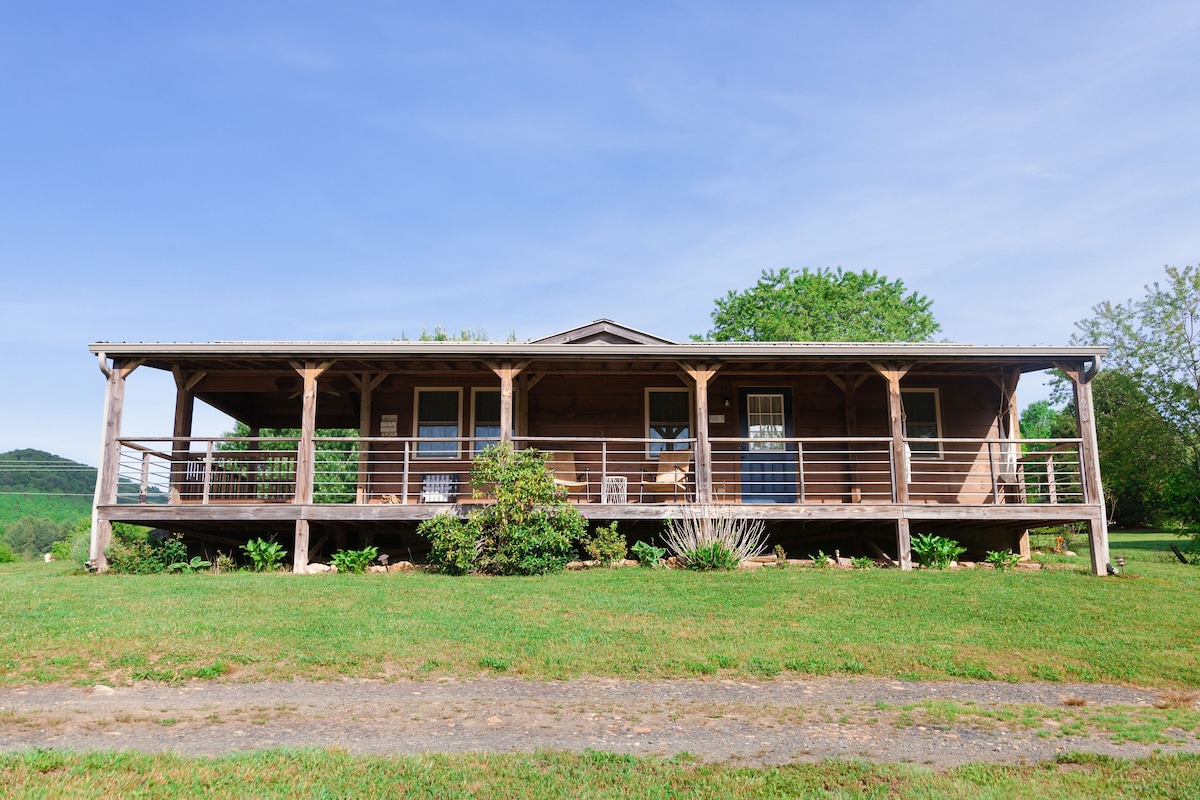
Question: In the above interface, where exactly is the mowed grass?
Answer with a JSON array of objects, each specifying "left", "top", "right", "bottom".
[
  {"left": 2, "top": 749, "right": 1198, "bottom": 799},
  {"left": 0, "top": 531, "right": 1197, "bottom": 687}
]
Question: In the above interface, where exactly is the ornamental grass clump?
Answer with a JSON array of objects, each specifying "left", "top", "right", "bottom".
[{"left": 661, "top": 505, "right": 767, "bottom": 570}]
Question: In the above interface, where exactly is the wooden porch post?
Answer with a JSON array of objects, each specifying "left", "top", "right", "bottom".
[
  {"left": 1056, "top": 359, "right": 1110, "bottom": 576},
  {"left": 488, "top": 361, "right": 528, "bottom": 445},
  {"left": 290, "top": 360, "right": 333, "bottom": 573},
  {"left": 169, "top": 368, "right": 204, "bottom": 503},
  {"left": 350, "top": 372, "right": 388, "bottom": 503},
  {"left": 682, "top": 364, "right": 720, "bottom": 504},
  {"left": 870, "top": 362, "right": 912, "bottom": 570},
  {"left": 90, "top": 354, "right": 141, "bottom": 572},
  {"left": 827, "top": 373, "right": 867, "bottom": 503}
]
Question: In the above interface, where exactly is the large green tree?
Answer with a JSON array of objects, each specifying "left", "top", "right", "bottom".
[
  {"left": 703, "top": 267, "right": 940, "bottom": 342},
  {"left": 1072, "top": 265, "right": 1200, "bottom": 526}
]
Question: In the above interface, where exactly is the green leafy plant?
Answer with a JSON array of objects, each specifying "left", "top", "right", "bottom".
[
  {"left": 330, "top": 546, "right": 379, "bottom": 574},
  {"left": 910, "top": 533, "right": 966, "bottom": 570},
  {"left": 584, "top": 523, "right": 627, "bottom": 566},
  {"left": 106, "top": 527, "right": 187, "bottom": 574},
  {"left": 168, "top": 556, "right": 212, "bottom": 574},
  {"left": 810, "top": 550, "right": 833, "bottom": 568},
  {"left": 851, "top": 556, "right": 874, "bottom": 570},
  {"left": 630, "top": 540, "right": 665, "bottom": 567},
  {"left": 213, "top": 552, "right": 236, "bottom": 574},
  {"left": 241, "top": 537, "right": 287, "bottom": 572},
  {"left": 985, "top": 549, "right": 1021, "bottom": 571},
  {"left": 418, "top": 443, "right": 586, "bottom": 576}
]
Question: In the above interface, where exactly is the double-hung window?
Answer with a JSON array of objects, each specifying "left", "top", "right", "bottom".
[
  {"left": 414, "top": 388, "right": 461, "bottom": 458},
  {"left": 901, "top": 389, "right": 942, "bottom": 458},
  {"left": 646, "top": 388, "right": 692, "bottom": 457},
  {"left": 471, "top": 389, "right": 502, "bottom": 453}
]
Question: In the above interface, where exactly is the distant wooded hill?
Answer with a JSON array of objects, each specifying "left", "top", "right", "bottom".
[{"left": 0, "top": 449, "right": 96, "bottom": 525}]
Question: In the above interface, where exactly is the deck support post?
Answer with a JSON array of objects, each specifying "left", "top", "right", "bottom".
[
  {"left": 350, "top": 372, "right": 388, "bottom": 503},
  {"left": 290, "top": 360, "right": 333, "bottom": 572},
  {"left": 90, "top": 355, "right": 141, "bottom": 572},
  {"left": 896, "top": 517, "right": 912, "bottom": 571},
  {"left": 1056, "top": 359, "right": 1110, "bottom": 576},
  {"left": 682, "top": 363, "right": 720, "bottom": 504}
]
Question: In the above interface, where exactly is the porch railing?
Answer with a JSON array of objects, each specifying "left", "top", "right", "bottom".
[{"left": 111, "top": 436, "right": 1086, "bottom": 508}]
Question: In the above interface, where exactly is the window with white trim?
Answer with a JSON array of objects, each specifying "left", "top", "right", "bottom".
[
  {"left": 414, "top": 388, "right": 461, "bottom": 458},
  {"left": 901, "top": 388, "right": 942, "bottom": 458},
  {"left": 471, "top": 389, "right": 501, "bottom": 454},
  {"left": 646, "top": 388, "right": 692, "bottom": 457}
]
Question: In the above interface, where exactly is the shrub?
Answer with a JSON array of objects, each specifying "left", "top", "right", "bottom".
[
  {"left": 419, "top": 443, "right": 586, "bottom": 576},
  {"left": 910, "top": 533, "right": 966, "bottom": 569},
  {"left": 330, "top": 546, "right": 379, "bottom": 574},
  {"left": 584, "top": 523, "right": 627, "bottom": 566},
  {"left": 241, "top": 537, "right": 287, "bottom": 572},
  {"left": 985, "top": 549, "right": 1021, "bottom": 571},
  {"left": 661, "top": 505, "right": 767, "bottom": 570},
  {"left": 0, "top": 542, "right": 16, "bottom": 563},
  {"left": 106, "top": 528, "right": 186, "bottom": 574},
  {"left": 630, "top": 540, "right": 665, "bottom": 567},
  {"left": 851, "top": 556, "right": 874, "bottom": 570}
]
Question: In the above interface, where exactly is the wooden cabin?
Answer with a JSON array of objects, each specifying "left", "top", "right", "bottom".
[{"left": 88, "top": 320, "right": 1110, "bottom": 574}]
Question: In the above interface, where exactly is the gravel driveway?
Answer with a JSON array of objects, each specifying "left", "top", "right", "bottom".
[{"left": 2, "top": 677, "right": 1197, "bottom": 768}]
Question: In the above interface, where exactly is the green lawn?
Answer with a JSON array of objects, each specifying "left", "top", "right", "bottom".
[
  {"left": 2, "top": 749, "right": 1198, "bottom": 799},
  {"left": 0, "top": 531, "right": 1197, "bottom": 688}
]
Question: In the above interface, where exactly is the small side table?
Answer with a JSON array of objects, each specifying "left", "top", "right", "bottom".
[{"left": 601, "top": 475, "right": 628, "bottom": 504}]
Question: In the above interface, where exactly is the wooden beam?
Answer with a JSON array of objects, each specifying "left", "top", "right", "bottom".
[
  {"left": 869, "top": 362, "right": 911, "bottom": 505},
  {"left": 488, "top": 361, "right": 528, "bottom": 444},
  {"left": 290, "top": 360, "right": 332, "bottom": 572},
  {"left": 89, "top": 357, "right": 140, "bottom": 571},
  {"left": 169, "top": 369, "right": 197, "bottom": 504},
  {"left": 1056, "top": 360, "right": 1110, "bottom": 576},
  {"left": 896, "top": 517, "right": 912, "bottom": 571},
  {"left": 681, "top": 363, "right": 721, "bottom": 503}
]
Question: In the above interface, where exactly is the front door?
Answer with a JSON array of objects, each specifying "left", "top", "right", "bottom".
[{"left": 738, "top": 388, "right": 796, "bottom": 503}]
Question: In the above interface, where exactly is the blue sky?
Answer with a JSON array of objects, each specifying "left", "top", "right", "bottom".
[{"left": 2, "top": 1, "right": 1199, "bottom": 465}]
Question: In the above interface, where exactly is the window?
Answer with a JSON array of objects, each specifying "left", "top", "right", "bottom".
[
  {"left": 646, "top": 388, "right": 692, "bottom": 457},
  {"left": 746, "top": 392, "right": 786, "bottom": 452},
  {"left": 902, "top": 389, "right": 942, "bottom": 458},
  {"left": 414, "top": 388, "right": 461, "bottom": 458},
  {"left": 471, "top": 389, "right": 501, "bottom": 453}
]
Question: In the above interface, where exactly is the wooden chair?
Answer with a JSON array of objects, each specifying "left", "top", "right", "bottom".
[
  {"left": 640, "top": 450, "right": 692, "bottom": 503},
  {"left": 546, "top": 452, "right": 589, "bottom": 500}
]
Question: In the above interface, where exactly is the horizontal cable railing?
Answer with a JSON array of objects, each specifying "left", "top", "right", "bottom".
[{"left": 112, "top": 435, "right": 1088, "bottom": 507}]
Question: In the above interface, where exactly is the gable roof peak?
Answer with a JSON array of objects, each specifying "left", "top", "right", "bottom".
[{"left": 532, "top": 319, "right": 675, "bottom": 345}]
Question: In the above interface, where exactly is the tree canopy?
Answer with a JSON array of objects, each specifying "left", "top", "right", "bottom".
[
  {"left": 703, "top": 267, "right": 940, "bottom": 342},
  {"left": 1071, "top": 265, "right": 1200, "bottom": 527}
]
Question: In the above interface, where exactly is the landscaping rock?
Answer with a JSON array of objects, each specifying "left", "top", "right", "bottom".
[
  {"left": 386, "top": 561, "right": 415, "bottom": 573},
  {"left": 368, "top": 565, "right": 387, "bottom": 573},
  {"left": 621, "top": 559, "right": 639, "bottom": 567},
  {"left": 665, "top": 556, "right": 679, "bottom": 567},
  {"left": 1063, "top": 550, "right": 1078, "bottom": 557},
  {"left": 304, "top": 563, "right": 331, "bottom": 574},
  {"left": 959, "top": 561, "right": 976, "bottom": 569},
  {"left": 737, "top": 560, "right": 764, "bottom": 570},
  {"left": 786, "top": 559, "right": 810, "bottom": 567},
  {"left": 750, "top": 555, "right": 777, "bottom": 563},
  {"left": 1016, "top": 561, "right": 1043, "bottom": 571},
  {"left": 91, "top": 685, "right": 115, "bottom": 695}
]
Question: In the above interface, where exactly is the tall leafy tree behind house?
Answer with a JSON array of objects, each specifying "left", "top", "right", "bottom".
[
  {"left": 218, "top": 423, "right": 359, "bottom": 504},
  {"left": 1071, "top": 265, "right": 1200, "bottom": 528},
  {"left": 703, "top": 268, "right": 941, "bottom": 342}
]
